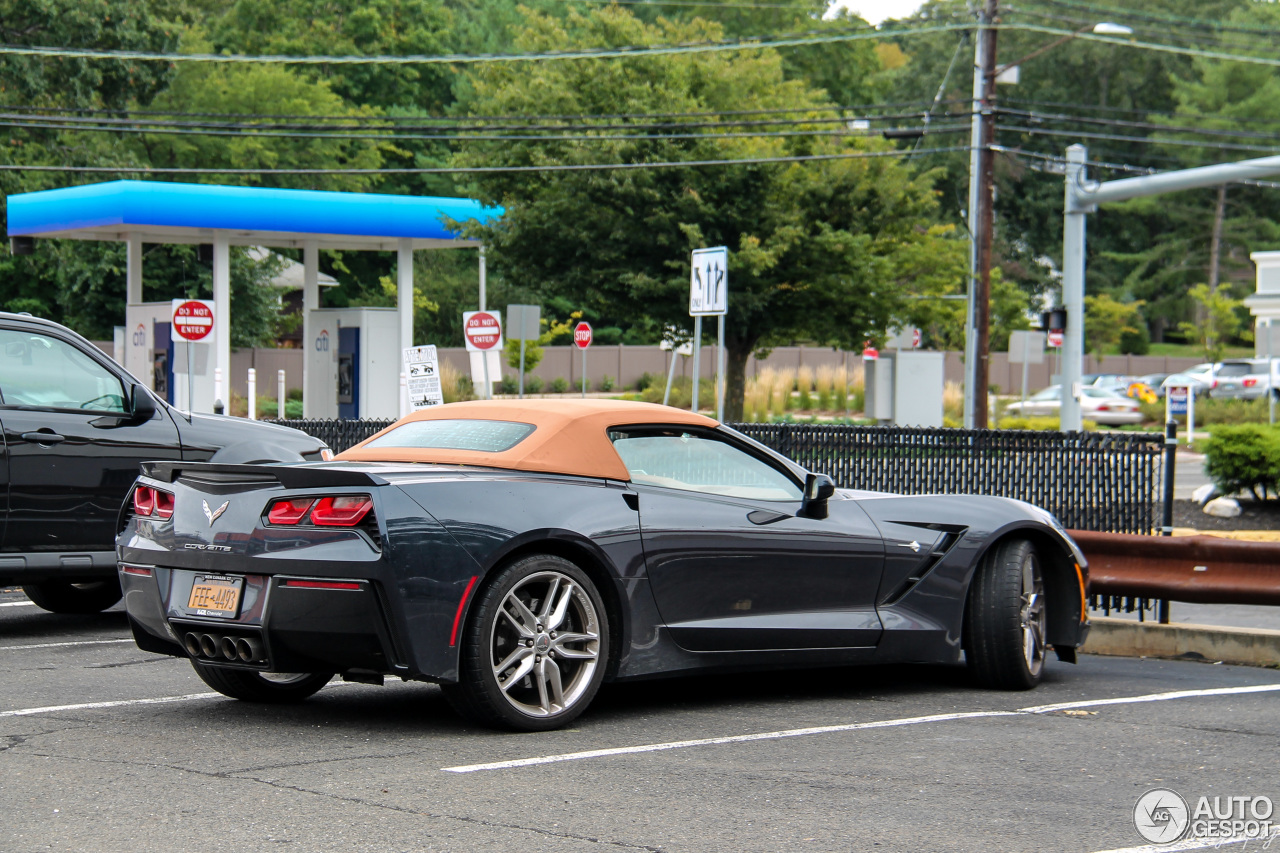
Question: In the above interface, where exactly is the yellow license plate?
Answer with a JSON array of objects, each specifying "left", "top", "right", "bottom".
[{"left": 187, "top": 576, "right": 243, "bottom": 619}]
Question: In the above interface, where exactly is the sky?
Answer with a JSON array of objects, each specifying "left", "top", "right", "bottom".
[{"left": 830, "top": 0, "right": 924, "bottom": 25}]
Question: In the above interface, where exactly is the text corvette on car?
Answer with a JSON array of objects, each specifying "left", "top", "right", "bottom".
[{"left": 118, "top": 399, "right": 1089, "bottom": 731}]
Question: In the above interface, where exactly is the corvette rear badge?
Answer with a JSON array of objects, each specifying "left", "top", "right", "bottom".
[{"left": 203, "top": 500, "right": 230, "bottom": 526}]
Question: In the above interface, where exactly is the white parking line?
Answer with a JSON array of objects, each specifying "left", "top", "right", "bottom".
[
  {"left": 441, "top": 683, "right": 1280, "bottom": 773},
  {"left": 0, "top": 601, "right": 36, "bottom": 607},
  {"left": 0, "top": 692, "right": 219, "bottom": 718},
  {"left": 0, "top": 639, "right": 134, "bottom": 651},
  {"left": 1092, "top": 830, "right": 1280, "bottom": 852}
]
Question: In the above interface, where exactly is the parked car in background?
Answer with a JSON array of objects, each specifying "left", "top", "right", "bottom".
[
  {"left": 1138, "top": 373, "right": 1170, "bottom": 398},
  {"left": 1004, "top": 385, "right": 1144, "bottom": 425},
  {"left": 1211, "top": 358, "right": 1278, "bottom": 400},
  {"left": 1163, "top": 363, "right": 1218, "bottom": 397},
  {"left": 0, "top": 312, "right": 332, "bottom": 614}
]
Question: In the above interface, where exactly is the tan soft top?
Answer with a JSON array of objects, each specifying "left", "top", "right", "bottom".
[{"left": 336, "top": 398, "right": 719, "bottom": 481}]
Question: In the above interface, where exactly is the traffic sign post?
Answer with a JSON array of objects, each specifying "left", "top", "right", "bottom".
[
  {"left": 573, "top": 321, "right": 592, "bottom": 397},
  {"left": 1166, "top": 384, "right": 1195, "bottom": 444},
  {"left": 1008, "top": 330, "right": 1046, "bottom": 407},
  {"left": 463, "top": 310, "right": 502, "bottom": 399},
  {"left": 507, "top": 304, "right": 541, "bottom": 399},
  {"left": 172, "top": 299, "right": 214, "bottom": 412},
  {"left": 689, "top": 247, "right": 728, "bottom": 418}
]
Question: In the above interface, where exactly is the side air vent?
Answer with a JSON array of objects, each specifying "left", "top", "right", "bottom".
[{"left": 881, "top": 530, "right": 964, "bottom": 606}]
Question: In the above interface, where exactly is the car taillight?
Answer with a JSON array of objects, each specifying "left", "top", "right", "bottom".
[
  {"left": 1245, "top": 378, "right": 1258, "bottom": 387},
  {"left": 266, "top": 495, "right": 373, "bottom": 527},
  {"left": 267, "top": 498, "right": 315, "bottom": 525},
  {"left": 310, "top": 496, "right": 374, "bottom": 526},
  {"left": 1097, "top": 405, "right": 1113, "bottom": 412},
  {"left": 132, "top": 485, "right": 175, "bottom": 519}
]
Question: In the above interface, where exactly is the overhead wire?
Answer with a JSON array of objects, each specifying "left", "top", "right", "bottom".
[{"left": 0, "top": 144, "right": 971, "bottom": 176}]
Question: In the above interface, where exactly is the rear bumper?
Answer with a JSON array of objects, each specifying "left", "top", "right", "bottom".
[
  {"left": 0, "top": 551, "right": 118, "bottom": 586},
  {"left": 121, "top": 564, "right": 405, "bottom": 677}
]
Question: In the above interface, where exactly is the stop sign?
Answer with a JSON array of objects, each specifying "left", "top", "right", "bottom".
[
  {"left": 1047, "top": 329, "right": 1064, "bottom": 348},
  {"left": 171, "top": 299, "right": 214, "bottom": 343},
  {"left": 463, "top": 311, "right": 503, "bottom": 351},
  {"left": 573, "top": 321, "right": 592, "bottom": 349}
]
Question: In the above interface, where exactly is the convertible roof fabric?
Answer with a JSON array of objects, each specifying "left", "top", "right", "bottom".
[{"left": 336, "top": 399, "right": 719, "bottom": 481}]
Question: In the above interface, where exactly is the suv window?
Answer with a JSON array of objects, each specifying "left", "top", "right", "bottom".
[
  {"left": 610, "top": 428, "right": 803, "bottom": 501},
  {"left": 0, "top": 328, "right": 128, "bottom": 413},
  {"left": 1215, "top": 362, "right": 1254, "bottom": 378}
]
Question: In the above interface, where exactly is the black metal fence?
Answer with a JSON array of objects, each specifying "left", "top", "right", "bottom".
[{"left": 272, "top": 419, "right": 1164, "bottom": 534}]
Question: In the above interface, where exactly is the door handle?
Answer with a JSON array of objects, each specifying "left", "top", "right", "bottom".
[{"left": 21, "top": 431, "right": 66, "bottom": 444}]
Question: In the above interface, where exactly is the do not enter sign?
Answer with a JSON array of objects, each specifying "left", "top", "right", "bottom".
[
  {"left": 573, "top": 321, "right": 592, "bottom": 349},
  {"left": 171, "top": 299, "right": 215, "bottom": 343},
  {"left": 463, "top": 311, "right": 503, "bottom": 352}
]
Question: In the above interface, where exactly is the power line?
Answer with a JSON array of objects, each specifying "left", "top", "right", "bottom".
[
  {"left": 0, "top": 22, "right": 970, "bottom": 65},
  {"left": 0, "top": 145, "right": 970, "bottom": 176},
  {"left": 0, "top": 108, "right": 960, "bottom": 135},
  {"left": 0, "top": 98, "right": 964, "bottom": 123},
  {"left": 0, "top": 116, "right": 972, "bottom": 143}
]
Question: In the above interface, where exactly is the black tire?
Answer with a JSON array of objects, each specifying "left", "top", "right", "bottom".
[
  {"left": 22, "top": 579, "right": 122, "bottom": 614},
  {"left": 963, "top": 538, "right": 1047, "bottom": 690},
  {"left": 190, "top": 661, "right": 332, "bottom": 703},
  {"left": 442, "top": 554, "right": 609, "bottom": 731}
]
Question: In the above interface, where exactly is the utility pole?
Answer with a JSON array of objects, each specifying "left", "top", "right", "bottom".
[
  {"left": 973, "top": 0, "right": 999, "bottom": 427},
  {"left": 964, "top": 0, "right": 999, "bottom": 428}
]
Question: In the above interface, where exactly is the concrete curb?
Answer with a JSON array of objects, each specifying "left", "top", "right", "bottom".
[{"left": 1083, "top": 617, "right": 1280, "bottom": 667}]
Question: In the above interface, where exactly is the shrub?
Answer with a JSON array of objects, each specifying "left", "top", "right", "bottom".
[
  {"left": 635, "top": 372, "right": 659, "bottom": 392},
  {"left": 500, "top": 375, "right": 519, "bottom": 395},
  {"left": 287, "top": 386, "right": 303, "bottom": 402},
  {"left": 1203, "top": 424, "right": 1280, "bottom": 499},
  {"left": 524, "top": 375, "right": 545, "bottom": 394},
  {"left": 551, "top": 377, "right": 570, "bottom": 394},
  {"left": 598, "top": 374, "right": 616, "bottom": 392},
  {"left": 1119, "top": 324, "right": 1151, "bottom": 355},
  {"left": 997, "top": 416, "right": 1098, "bottom": 431}
]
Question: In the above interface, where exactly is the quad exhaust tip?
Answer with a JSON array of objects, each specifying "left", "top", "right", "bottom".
[{"left": 183, "top": 632, "right": 264, "bottom": 664}]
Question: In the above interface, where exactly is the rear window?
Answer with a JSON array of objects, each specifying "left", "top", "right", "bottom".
[
  {"left": 1216, "top": 363, "right": 1255, "bottom": 377},
  {"left": 363, "top": 419, "right": 535, "bottom": 453}
]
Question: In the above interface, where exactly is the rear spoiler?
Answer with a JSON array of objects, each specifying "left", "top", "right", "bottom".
[{"left": 140, "top": 461, "right": 389, "bottom": 489}]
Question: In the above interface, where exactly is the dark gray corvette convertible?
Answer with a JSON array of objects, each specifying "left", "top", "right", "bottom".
[{"left": 119, "top": 399, "right": 1089, "bottom": 731}]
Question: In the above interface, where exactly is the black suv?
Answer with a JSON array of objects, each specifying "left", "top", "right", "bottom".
[{"left": 0, "top": 312, "right": 329, "bottom": 613}]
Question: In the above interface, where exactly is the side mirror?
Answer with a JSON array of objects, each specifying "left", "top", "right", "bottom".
[
  {"left": 801, "top": 472, "right": 836, "bottom": 518},
  {"left": 131, "top": 384, "right": 156, "bottom": 422}
]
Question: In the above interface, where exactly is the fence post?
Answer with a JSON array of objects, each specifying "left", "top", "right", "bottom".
[
  {"left": 247, "top": 368, "right": 256, "bottom": 420},
  {"left": 1159, "top": 419, "right": 1177, "bottom": 623},
  {"left": 277, "top": 369, "right": 286, "bottom": 420}
]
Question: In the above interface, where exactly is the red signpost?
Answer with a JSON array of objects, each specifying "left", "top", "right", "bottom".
[
  {"left": 573, "top": 321, "right": 592, "bottom": 396},
  {"left": 171, "top": 300, "right": 214, "bottom": 343},
  {"left": 464, "top": 311, "right": 502, "bottom": 351}
]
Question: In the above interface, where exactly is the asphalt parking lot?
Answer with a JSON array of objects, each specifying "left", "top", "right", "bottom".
[{"left": 2, "top": 589, "right": 1278, "bottom": 853}]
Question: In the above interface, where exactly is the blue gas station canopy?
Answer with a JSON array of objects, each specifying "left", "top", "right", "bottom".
[{"left": 7, "top": 180, "right": 502, "bottom": 251}]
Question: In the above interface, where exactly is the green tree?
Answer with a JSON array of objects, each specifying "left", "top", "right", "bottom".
[
  {"left": 1084, "top": 293, "right": 1145, "bottom": 359},
  {"left": 454, "top": 7, "right": 947, "bottom": 420},
  {"left": 134, "top": 32, "right": 387, "bottom": 192},
  {"left": 1177, "top": 283, "right": 1244, "bottom": 363}
]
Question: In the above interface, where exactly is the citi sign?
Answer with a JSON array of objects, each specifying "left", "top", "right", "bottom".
[{"left": 315, "top": 330, "right": 330, "bottom": 352}]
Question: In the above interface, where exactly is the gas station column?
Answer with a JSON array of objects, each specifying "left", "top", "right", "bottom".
[
  {"left": 213, "top": 233, "right": 230, "bottom": 411},
  {"left": 397, "top": 237, "right": 413, "bottom": 358},
  {"left": 302, "top": 240, "right": 319, "bottom": 418},
  {"left": 126, "top": 234, "right": 143, "bottom": 303}
]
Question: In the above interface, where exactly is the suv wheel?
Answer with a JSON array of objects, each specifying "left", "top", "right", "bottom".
[{"left": 22, "top": 580, "right": 123, "bottom": 614}]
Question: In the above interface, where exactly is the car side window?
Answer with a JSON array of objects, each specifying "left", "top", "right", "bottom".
[
  {"left": 610, "top": 428, "right": 803, "bottom": 501},
  {"left": 0, "top": 328, "right": 128, "bottom": 413}
]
